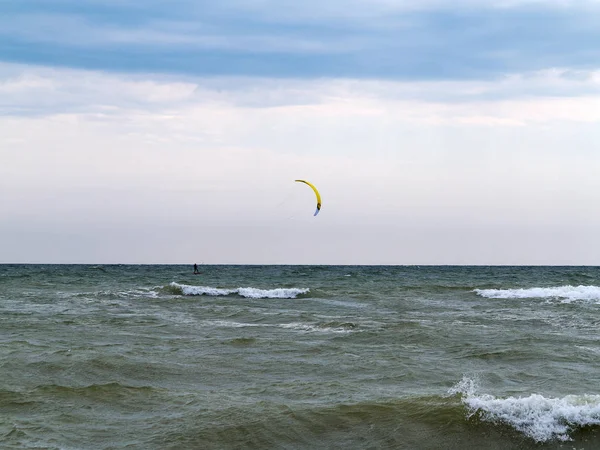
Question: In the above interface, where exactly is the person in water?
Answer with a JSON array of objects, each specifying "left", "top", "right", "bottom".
[{"left": 194, "top": 263, "right": 199, "bottom": 274}]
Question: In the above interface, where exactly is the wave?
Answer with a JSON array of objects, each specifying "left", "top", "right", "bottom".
[
  {"left": 154, "top": 396, "right": 460, "bottom": 449},
  {"left": 203, "top": 319, "right": 357, "bottom": 333},
  {"left": 474, "top": 285, "right": 600, "bottom": 302},
  {"left": 0, "top": 388, "right": 38, "bottom": 410},
  {"left": 226, "top": 337, "right": 258, "bottom": 346},
  {"left": 450, "top": 376, "right": 600, "bottom": 442},
  {"left": 34, "top": 382, "right": 158, "bottom": 397},
  {"left": 124, "top": 288, "right": 160, "bottom": 298},
  {"left": 56, "top": 288, "right": 160, "bottom": 300},
  {"left": 156, "top": 394, "right": 525, "bottom": 449},
  {"left": 0, "top": 383, "right": 159, "bottom": 411},
  {"left": 279, "top": 321, "right": 357, "bottom": 333},
  {"left": 168, "top": 282, "right": 309, "bottom": 299}
]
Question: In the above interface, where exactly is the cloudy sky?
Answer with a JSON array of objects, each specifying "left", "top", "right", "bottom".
[{"left": 2, "top": 0, "right": 600, "bottom": 264}]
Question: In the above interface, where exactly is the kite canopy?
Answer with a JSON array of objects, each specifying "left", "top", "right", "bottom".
[{"left": 295, "top": 180, "right": 321, "bottom": 216}]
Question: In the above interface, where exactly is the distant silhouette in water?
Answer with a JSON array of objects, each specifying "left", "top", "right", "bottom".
[{"left": 194, "top": 263, "right": 199, "bottom": 274}]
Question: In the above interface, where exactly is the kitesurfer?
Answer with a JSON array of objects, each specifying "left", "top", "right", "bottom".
[{"left": 194, "top": 263, "right": 199, "bottom": 274}]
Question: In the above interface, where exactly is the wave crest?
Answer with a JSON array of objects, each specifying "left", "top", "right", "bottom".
[
  {"left": 450, "top": 376, "right": 600, "bottom": 442},
  {"left": 168, "top": 283, "right": 309, "bottom": 299},
  {"left": 474, "top": 285, "right": 600, "bottom": 302}
]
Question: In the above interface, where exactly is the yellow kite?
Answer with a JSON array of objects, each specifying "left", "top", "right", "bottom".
[{"left": 295, "top": 180, "right": 321, "bottom": 216}]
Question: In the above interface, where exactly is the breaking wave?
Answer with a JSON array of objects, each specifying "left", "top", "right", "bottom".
[
  {"left": 450, "top": 376, "right": 600, "bottom": 442},
  {"left": 168, "top": 282, "right": 309, "bottom": 299},
  {"left": 474, "top": 285, "right": 600, "bottom": 302}
]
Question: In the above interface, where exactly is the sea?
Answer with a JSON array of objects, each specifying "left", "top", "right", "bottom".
[{"left": 2, "top": 265, "right": 600, "bottom": 449}]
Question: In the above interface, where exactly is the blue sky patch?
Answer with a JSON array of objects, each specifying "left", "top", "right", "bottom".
[{"left": 0, "top": 1, "right": 599, "bottom": 79}]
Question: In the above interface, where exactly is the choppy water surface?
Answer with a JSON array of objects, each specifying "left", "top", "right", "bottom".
[{"left": 2, "top": 265, "right": 600, "bottom": 449}]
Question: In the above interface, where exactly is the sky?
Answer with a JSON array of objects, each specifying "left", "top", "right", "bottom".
[{"left": 2, "top": 0, "right": 600, "bottom": 264}]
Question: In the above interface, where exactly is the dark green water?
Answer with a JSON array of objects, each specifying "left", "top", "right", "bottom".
[{"left": 2, "top": 265, "right": 600, "bottom": 449}]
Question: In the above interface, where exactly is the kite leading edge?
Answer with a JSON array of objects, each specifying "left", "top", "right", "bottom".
[{"left": 295, "top": 180, "right": 321, "bottom": 216}]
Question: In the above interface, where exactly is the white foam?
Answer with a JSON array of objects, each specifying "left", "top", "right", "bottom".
[
  {"left": 171, "top": 283, "right": 235, "bottom": 296},
  {"left": 237, "top": 287, "right": 309, "bottom": 299},
  {"left": 474, "top": 285, "right": 600, "bottom": 302},
  {"left": 169, "top": 283, "right": 308, "bottom": 299},
  {"left": 119, "top": 289, "right": 160, "bottom": 299},
  {"left": 450, "top": 376, "right": 600, "bottom": 442}
]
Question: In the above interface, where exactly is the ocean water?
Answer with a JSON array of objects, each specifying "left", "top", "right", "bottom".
[{"left": 2, "top": 265, "right": 600, "bottom": 449}]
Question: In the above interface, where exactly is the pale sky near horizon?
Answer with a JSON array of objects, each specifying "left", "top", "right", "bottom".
[{"left": 2, "top": 0, "right": 600, "bottom": 264}]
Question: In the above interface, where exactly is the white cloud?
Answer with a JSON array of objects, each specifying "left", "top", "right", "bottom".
[
  {"left": 2, "top": 63, "right": 600, "bottom": 117},
  {"left": 2, "top": 64, "right": 600, "bottom": 263}
]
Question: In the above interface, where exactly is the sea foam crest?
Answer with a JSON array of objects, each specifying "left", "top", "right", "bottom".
[
  {"left": 236, "top": 287, "right": 309, "bottom": 299},
  {"left": 450, "top": 376, "right": 600, "bottom": 442},
  {"left": 474, "top": 285, "right": 600, "bottom": 302},
  {"left": 169, "top": 282, "right": 308, "bottom": 299}
]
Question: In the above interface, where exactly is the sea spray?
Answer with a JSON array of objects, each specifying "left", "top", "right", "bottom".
[
  {"left": 169, "top": 282, "right": 309, "bottom": 299},
  {"left": 474, "top": 285, "right": 600, "bottom": 302},
  {"left": 450, "top": 376, "right": 600, "bottom": 442}
]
